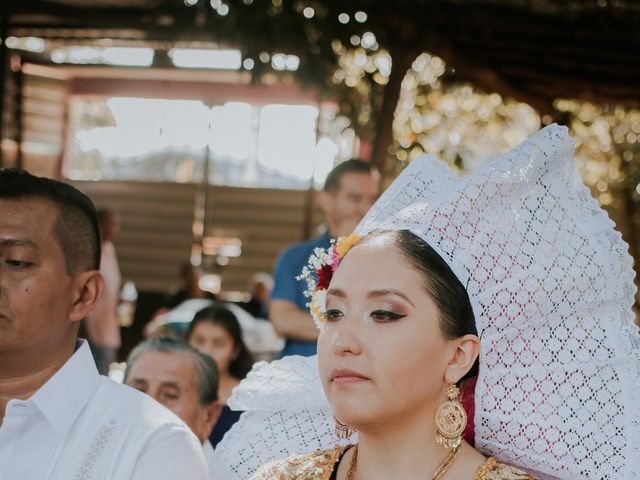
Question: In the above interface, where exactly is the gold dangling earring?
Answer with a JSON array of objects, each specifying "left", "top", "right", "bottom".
[
  {"left": 435, "top": 383, "right": 467, "bottom": 449},
  {"left": 334, "top": 416, "right": 354, "bottom": 439}
]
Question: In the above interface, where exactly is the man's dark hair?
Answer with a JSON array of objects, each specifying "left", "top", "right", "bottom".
[
  {"left": 0, "top": 168, "right": 101, "bottom": 273},
  {"left": 323, "top": 159, "right": 377, "bottom": 193},
  {"left": 124, "top": 336, "right": 219, "bottom": 405}
]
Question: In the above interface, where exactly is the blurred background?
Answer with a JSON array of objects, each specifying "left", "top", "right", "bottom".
[{"left": 2, "top": 0, "right": 639, "bottom": 356}]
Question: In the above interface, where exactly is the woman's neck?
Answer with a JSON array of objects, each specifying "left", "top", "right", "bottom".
[
  {"left": 356, "top": 415, "right": 440, "bottom": 478},
  {"left": 341, "top": 410, "right": 484, "bottom": 480},
  {"left": 217, "top": 372, "right": 239, "bottom": 404}
]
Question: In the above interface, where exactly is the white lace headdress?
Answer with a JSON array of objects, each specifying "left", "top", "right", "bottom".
[{"left": 215, "top": 124, "right": 640, "bottom": 480}]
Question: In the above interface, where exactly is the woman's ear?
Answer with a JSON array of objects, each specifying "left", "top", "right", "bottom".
[
  {"left": 444, "top": 334, "right": 480, "bottom": 384},
  {"left": 69, "top": 270, "right": 104, "bottom": 323}
]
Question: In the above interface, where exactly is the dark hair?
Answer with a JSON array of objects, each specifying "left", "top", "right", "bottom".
[
  {"left": 323, "top": 159, "right": 377, "bottom": 193},
  {"left": 361, "top": 230, "right": 479, "bottom": 380},
  {"left": 124, "top": 336, "right": 219, "bottom": 405},
  {"left": 187, "top": 306, "right": 254, "bottom": 380},
  {"left": 0, "top": 168, "right": 101, "bottom": 273}
]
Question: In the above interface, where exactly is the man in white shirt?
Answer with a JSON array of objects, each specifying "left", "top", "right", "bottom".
[
  {"left": 124, "top": 337, "right": 223, "bottom": 479},
  {"left": 0, "top": 169, "right": 208, "bottom": 480}
]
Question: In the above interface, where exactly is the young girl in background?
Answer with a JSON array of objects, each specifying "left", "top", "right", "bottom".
[{"left": 187, "top": 306, "right": 254, "bottom": 447}]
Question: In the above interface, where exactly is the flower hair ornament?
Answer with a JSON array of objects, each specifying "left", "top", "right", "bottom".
[
  {"left": 214, "top": 125, "right": 640, "bottom": 480},
  {"left": 297, "top": 233, "right": 362, "bottom": 329}
]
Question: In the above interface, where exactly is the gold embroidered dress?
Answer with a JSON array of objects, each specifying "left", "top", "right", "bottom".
[{"left": 250, "top": 447, "right": 535, "bottom": 480}]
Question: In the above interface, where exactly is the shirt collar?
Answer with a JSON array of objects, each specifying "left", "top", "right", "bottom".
[
  {"left": 30, "top": 339, "right": 101, "bottom": 439},
  {"left": 202, "top": 440, "right": 214, "bottom": 454}
]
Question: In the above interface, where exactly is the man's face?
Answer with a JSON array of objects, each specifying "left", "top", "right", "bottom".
[
  {"left": 322, "top": 171, "right": 380, "bottom": 237},
  {"left": 0, "top": 198, "right": 80, "bottom": 358},
  {"left": 125, "top": 351, "right": 219, "bottom": 442}
]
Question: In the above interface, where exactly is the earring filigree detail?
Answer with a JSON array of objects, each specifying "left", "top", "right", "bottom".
[
  {"left": 435, "top": 383, "right": 467, "bottom": 449},
  {"left": 334, "top": 417, "right": 355, "bottom": 439}
]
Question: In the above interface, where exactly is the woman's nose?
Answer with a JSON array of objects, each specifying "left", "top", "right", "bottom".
[{"left": 331, "top": 315, "right": 362, "bottom": 356}]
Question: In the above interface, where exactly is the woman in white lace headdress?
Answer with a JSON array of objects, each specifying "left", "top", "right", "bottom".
[{"left": 214, "top": 125, "right": 640, "bottom": 480}]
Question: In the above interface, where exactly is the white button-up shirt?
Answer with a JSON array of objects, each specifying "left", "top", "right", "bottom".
[
  {"left": 0, "top": 341, "right": 209, "bottom": 480},
  {"left": 203, "top": 440, "right": 217, "bottom": 480}
]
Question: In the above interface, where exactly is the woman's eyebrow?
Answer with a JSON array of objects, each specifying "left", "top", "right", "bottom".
[
  {"left": 326, "top": 288, "right": 347, "bottom": 299},
  {"left": 367, "top": 289, "right": 416, "bottom": 308},
  {"left": 326, "top": 288, "right": 416, "bottom": 308}
]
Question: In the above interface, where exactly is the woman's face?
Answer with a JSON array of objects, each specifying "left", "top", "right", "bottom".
[
  {"left": 189, "top": 321, "right": 237, "bottom": 377},
  {"left": 317, "top": 236, "right": 453, "bottom": 430}
]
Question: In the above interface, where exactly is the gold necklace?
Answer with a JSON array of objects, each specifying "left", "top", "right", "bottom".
[
  {"left": 345, "top": 444, "right": 461, "bottom": 480},
  {"left": 345, "top": 445, "right": 358, "bottom": 480},
  {"left": 431, "top": 447, "right": 461, "bottom": 480}
]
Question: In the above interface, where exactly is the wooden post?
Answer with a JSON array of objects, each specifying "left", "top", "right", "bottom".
[
  {"left": 370, "top": 48, "right": 418, "bottom": 181},
  {"left": 11, "top": 54, "right": 22, "bottom": 170},
  {"left": 0, "top": 6, "right": 8, "bottom": 168}
]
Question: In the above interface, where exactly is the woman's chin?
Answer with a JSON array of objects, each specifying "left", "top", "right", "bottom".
[{"left": 331, "top": 401, "right": 377, "bottom": 428}]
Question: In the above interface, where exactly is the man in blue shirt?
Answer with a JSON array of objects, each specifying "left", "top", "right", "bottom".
[{"left": 270, "top": 160, "right": 380, "bottom": 357}]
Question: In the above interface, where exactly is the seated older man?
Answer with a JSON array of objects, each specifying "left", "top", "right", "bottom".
[{"left": 124, "top": 337, "right": 221, "bottom": 479}]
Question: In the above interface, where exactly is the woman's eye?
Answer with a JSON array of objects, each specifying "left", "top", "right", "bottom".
[
  {"left": 370, "top": 310, "right": 406, "bottom": 322},
  {"left": 322, "top": 309, "right": 344, "bottom": 322}
]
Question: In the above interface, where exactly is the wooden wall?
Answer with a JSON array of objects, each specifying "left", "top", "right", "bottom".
[
  {"left": 1, "top": 66, "right": 67, "bottom": 177},
  {"left": 73, "top": 180, "right": 323, "bottom": 295},
  {"left": 2, "top": 64, "right": 323, "bottom": 296},
  {"left": 206, "top": 185, "right": 322, "bottom": 292}
]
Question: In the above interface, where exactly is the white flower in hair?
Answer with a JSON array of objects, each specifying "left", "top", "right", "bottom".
[{"left": 296, "top": 233, "right": 362, "bottom": 328}]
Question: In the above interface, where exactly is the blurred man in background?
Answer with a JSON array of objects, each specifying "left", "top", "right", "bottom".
[
  {"left": 85, "top": 208, "right": 121, "bottom": 374},
  {"left": 269, "top": 159, "right": 380, "bottom": 357}
]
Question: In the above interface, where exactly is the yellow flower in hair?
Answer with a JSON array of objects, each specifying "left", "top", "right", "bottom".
[
  {"left": 309, "top": 289, "right": 327, "bottom": 329},
  {"left": 335, "top": 233, "right": 362, "bottom": 260}
]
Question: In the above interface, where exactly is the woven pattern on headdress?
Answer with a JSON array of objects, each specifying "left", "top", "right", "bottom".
[
  {"left": 215, "top": 125, "right": 640, "bottom": 480},
  {"left": 213, "top": 356, "right": 355, "bottom": 479},
  {"left": 354, "top": 124, "right": 639, "bottom": 479}
]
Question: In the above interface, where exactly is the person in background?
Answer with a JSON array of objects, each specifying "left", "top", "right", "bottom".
[
  {"left": 269, "top": 159, "right": 380, "bottom": 357},
  {"left": 85, "top": 208, "right": 122, "bottom": 374},
  {"left": 239, "top": 272, "right": 273, "bottom": 318},
  {"left": 187, "top": 306, "right": 254, "bottom": 447},
  {"left": 124, "top": 337, "right": 221, "bottom": 479},
  {"left": 168, "top": 262, "right": 216, "bottom": 309},
  {"left": 0, "top": 168, "right": 208, "bottom": 479},
  {"left": 144, "top": 262, "right": 217, "bottom": 338}
]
